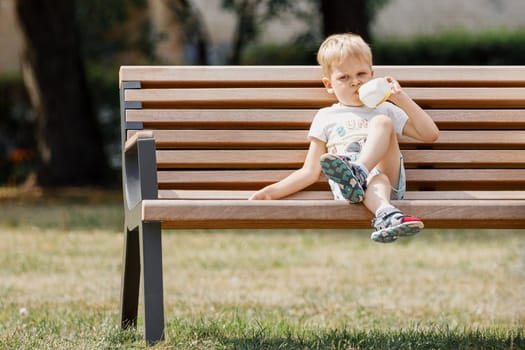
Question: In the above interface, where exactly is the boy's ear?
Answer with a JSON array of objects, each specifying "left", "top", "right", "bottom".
[{"left": 322, "top": 77, "right": 334, "bottom": 94}]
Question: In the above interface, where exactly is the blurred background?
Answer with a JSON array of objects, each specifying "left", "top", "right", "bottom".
[{"left": 1, "top": 0, "right": 524, "bottom": 190}]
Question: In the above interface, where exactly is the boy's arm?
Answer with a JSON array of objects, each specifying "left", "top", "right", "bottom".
[
  {"left": 249, "top": 138, "right": 326, "bottom": 200},
  {"left": 387, "top": 77, "right": 440, "bottom": 143}
]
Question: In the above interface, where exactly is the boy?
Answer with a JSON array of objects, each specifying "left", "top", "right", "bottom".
[{"left": 249, "top": 33, "right": 439, "bottom": 243}]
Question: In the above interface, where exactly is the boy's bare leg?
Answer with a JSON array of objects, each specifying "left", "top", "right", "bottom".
[
  {"left": 358, "top": 115, "right": 402, "bottom": 194},
  {"left": 356, "top": 115, "right": 424, "bottom": 243},
  {"left": 363, "top": 173, "right": 392, "bottom": 214}
]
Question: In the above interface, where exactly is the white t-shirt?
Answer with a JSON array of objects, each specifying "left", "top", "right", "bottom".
[
  {"left": 308, "top": 102, "right": 409, "bottom": 200},
  {"left": 308, "top": 102, "right": 408, "bottom": 161}
]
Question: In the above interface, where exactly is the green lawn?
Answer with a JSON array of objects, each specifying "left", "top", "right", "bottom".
[{"left": 0, "top": 189, "right": 523, "bottom": 349}]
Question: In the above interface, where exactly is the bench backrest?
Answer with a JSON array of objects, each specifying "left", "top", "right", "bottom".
[{"left": 119, "top": 66, "right": 525, "bottom": 203}]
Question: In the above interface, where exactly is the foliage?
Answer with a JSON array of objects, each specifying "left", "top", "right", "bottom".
[
  {"left": 221, "top": 0, "right": 318, "bottom": 63},
  {"left": 366, "top": 0, "right": 390, "bottom": 21},
  {"left": 0, "top": 74, "right": 34, "bottom": 185},
  {"left": 241, "top": 28, "right": 525, "bottom": 65},
  {"left": 221, "top": 0, "right": 298, "bottom": 24},
  {"left": 0, "top": 64, "right": 122, "bottom": 185},
  {"left": 4, "top": 28, "right": 525, "bottom": 184},
  {"left": 75, "top": 0, "right": 154, "bottom": 65},
  {"left": 85, "top": 64, "right": 122, "bottom": 174},
  {"left": 241, "top": 41, "right": 319, "bottom": 65},
  {"left": 162, "top": 0, "right": 210, "bottom": 64},
  {"left": 372, "top": 29, "right": 525, "bottom": 65},
  {"left": 0, "top": 0, "right": 147, "bottom": 185}
]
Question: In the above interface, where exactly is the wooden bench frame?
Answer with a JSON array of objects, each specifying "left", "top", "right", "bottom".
[{"left": 118, "top": 65, "right": 525, "bottom": 343}]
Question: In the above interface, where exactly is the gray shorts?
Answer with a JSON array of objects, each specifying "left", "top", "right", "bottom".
[{"left": 369, "top": 154, "right": 406, "bottom": 200}]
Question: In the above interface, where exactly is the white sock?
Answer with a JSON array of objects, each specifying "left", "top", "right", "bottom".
[{"left": 376, "top": 205, "right": 396, "bottom": 217}]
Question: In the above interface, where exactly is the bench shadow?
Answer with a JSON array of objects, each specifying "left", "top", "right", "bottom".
[{"left": 211, "top": 328, "right": 524, "bottom": 350}]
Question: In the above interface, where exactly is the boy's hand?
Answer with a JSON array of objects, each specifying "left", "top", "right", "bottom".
[
  {"left": 249, "top": 190, "right": 272, "bottom": 200},
  {"left": 385, "top": 76, "right": 408, "bottom": 105}
]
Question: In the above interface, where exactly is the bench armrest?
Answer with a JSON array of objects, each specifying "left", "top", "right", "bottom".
[
  {"left": 124, "top": 130, "right": 154, "bottom": 152},
  {"left": 122, "top": 131, "right": 158, "bottom": 228}
]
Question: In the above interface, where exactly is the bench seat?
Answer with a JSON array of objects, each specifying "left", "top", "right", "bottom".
[{"left": 141, "top": 198, "right": 525, "bottom": 229}]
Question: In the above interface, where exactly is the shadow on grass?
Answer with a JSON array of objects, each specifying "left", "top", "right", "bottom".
[
  {"left": 158, "top": 319, "right": 525, "bottom": 350},
  {"left": 220, "top": 330, "right": 524, "bottom": 350}
]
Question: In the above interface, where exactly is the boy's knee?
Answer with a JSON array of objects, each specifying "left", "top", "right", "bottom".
[{"left": 370, "top": 114, "right": 394, "bottom": 130}]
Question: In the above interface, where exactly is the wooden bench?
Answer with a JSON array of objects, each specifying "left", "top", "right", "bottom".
[{"left": 118, "top": 65, "right": 525, "bottom": 343}]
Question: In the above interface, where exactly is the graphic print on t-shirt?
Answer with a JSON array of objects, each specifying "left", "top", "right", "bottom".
[{"left": 326, "top": 118, "right": 368, "bottom": 161}]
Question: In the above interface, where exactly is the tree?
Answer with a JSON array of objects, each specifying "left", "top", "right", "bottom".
[
  {"left": 161, "top": 0, "right": 210, "bottom": 64},
  {"left": 225, "top": 0, "right": 258, "bottom": 64},
  {"left": 15, "top": 0, "right": 108, "bottom": 187},
  {"left": 219, "top": 0, "right": 389, "bottom": 65},
  {"left": 221, "top": 0, "right": 299, "bottom": 64},
  {"left": 319, "top": 0, "right": 389, "bottom": 41},
  {"left": 320, "top": 0, "right": 369, "bottom": 40}
]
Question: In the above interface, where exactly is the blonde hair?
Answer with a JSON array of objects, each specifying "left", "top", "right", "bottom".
[{"left": 317, "top": 33, "right": 373, "bottom": 77}]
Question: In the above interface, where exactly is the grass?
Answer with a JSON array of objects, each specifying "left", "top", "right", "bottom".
[{"left": 0, "top": 188, "right": 524, "bottom": 349}]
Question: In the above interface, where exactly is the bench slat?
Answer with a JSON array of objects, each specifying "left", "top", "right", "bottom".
[
  {"left": 155, "top": 149, "right": 525, "bottom": 169},
  {"left": 157, "top": 169, "right": 525, "bottom": 191},
  {"left": 124, "top": 87, "right": 525, "bottom": 109},
  {"left": 130, "top": 130, "right": 525, "bottom": 149},
  {"left": 120, "top": 65, "right": 525, "bottom": 87},
  {"left": 126, "top": 109, "right": 525, "bottom": 130},
  {"left": 158, "top": 189, "right": 525, "bottom": 201},
  {"left": 412, "top": 87, "right": 525, "bottom": 108},
  {"left": 406, "top": 169, "right": 525, "bottom": 187},
  {"left": 130, "top": 130, "right": 309, "bottom": 148},
  {"left": 428, "top": 110, "right": 525, "bottom": 129},
  {"left": 403, "top": 149, "right": 525, "bottom": 167},
  {"left": 125, "top": 87, "right": 334, "bottom": 108},
  {"left": 158, "top": 169, "right": 525, "bottom": 184},
  {"left": 142, "top": 199, "right": 525, "bottom": 229},
  {"left": 121, "top": 66, "right": 323, "bottom": 87},
  {"left": 126, "top": 109, "right": 316, "bottom": 129},
  {"left": 400, "top": 131, "right": 525, "bottom": 148},
  {"left": 376, "top": 66, "right": 525, "bottom": 87}
]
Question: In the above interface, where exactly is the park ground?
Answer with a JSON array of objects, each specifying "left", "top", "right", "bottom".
[{"left": 0, "top": 188, "right": 523, "bottom": 349}]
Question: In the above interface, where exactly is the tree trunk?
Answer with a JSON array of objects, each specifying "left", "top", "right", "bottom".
[
  {"left": 228, "top": 0, "right": 257, "bottom": 64},
  {"left": 15, "top": 0, "right": 108, "bottom": 187},
  {"left": 320, "top": 0, "right": 370, "bottom": 41},
  {"left": 151, "top": 0, "right": 210, "bottom": 65}
]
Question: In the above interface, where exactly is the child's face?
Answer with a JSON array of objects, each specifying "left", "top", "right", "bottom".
[{"left": 322, "top": 57, "right": 374, "bottom": 106}]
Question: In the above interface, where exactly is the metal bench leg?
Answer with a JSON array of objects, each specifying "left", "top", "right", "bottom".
[
  {"left": 120, "top": 226, "right": 140, "bottom": 329},
  {"left": 139, "top": 221, "right": 165, "bottom": 344}
]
